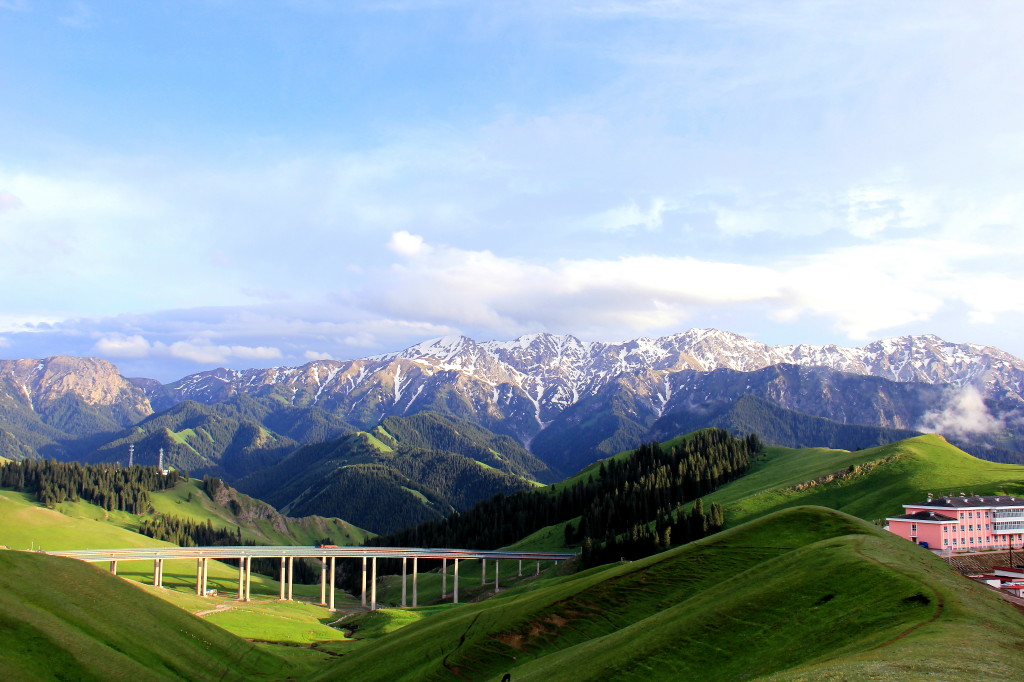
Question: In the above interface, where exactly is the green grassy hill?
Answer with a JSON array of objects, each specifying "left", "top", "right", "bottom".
[
  {"left": 0, "top": 550, "right": 292, "bottom": 681},
  {"left": 706, "top": 434, "right": 1024, "bottom": 527},
  {"left": 150, "top": 477, "right": 371, "bottom": 546},
  {"left": 315, "top": 506, "right": 1024, "bottom": 681},
  {"left": 0, "top": 487, "right": 360, "bottom": 659}
]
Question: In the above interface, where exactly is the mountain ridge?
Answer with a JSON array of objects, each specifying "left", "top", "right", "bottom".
[{"left": 2, "top": 330, "right": 1022, "bottom": 471}]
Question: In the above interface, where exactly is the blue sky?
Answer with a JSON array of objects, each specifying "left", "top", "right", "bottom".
[{"left": 1, "top": 0, "right": 1023, "bottom": 381}]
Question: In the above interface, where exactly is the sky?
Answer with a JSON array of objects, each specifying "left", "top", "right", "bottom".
[{"left": 1, "top": 0, "right": 1023, "bottom": 381}]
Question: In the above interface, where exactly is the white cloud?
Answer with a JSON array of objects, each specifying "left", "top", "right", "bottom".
[
  {"left": 918, "top": 386, "right": 1004, "bottom": 438},
  {"left": 0, "top": 191, "right": 22, "bottom": 211},
  {"left": 585, "top": 197, "right": 677, "bottom": 232},
  {"left": 388, "top": 230, "right": 429, "bottom": 256},
  {"left": 93, "top": 334, "right": 152, "bottom": 358},
  {"left": 167, "top": 341, "right": 282, "bottom": 364},
  {"left": 304, "top": 350, "right": 334, "bottom": 361}
]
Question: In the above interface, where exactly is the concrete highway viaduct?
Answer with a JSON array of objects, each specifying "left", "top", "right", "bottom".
[{"left": 48, "top": 546, "right": 577, "bottom": 611}]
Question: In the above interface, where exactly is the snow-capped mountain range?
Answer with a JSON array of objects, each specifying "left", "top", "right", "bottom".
[
  {"left": 3, "top": 329, "right": 1022, "bottom": 475},
  {"left": 162, "top": 329, "right": 1024, "bottom": 425}
]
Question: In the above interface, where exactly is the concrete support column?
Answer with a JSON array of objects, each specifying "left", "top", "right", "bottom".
[
  {"left": 329, "top": 557, "right": 336, "bottom": 612},
  {"left": 279, "top": 557, "right": 286, "bottom": 600},
  {"left": 201, "top": 558, "right": 208, "bottom": 597},
  {"left": 412, "top": 557, "right": 418, "bottom": 608},
  {"left": 287, "top": 556, "right": 294, "bottom": 601},
  {"left": 244, "top": 557, "right": 252, "bottom": 602},
  {"left": 401, "top": 556, "right": 407, "bottom": 608},
  {"left": 442, "top": 558, "right": 448, "bottom": 597},
  {"left": 482, "top": 558, "right": 487, "bottom": 585},
  {"left": 154, "top": 559, "right": 162, "bottom": 587},
  {"left": 320, "top": 557, "right": 327, "bottom": 606},
  {"left": 495, "top": 560, "right": 499, "bottom": 593},
  {"left": 371, "top": 557, "right": 377, "bottom": 611},
  {"left": 109, "top": 560, "right": 117, "bottom": 575},
  {"left": 361, "top": 556, "right": 367, "bottom": 608},
  {"left": 238, "top": 558, "right": 246, "bottom": 600},
  {"left": 518, "top": 559, "right": 522, "bottom": 577},
  {"left": 453, "top": 558, "right": 460, "bottom": 604},
  {"left": 196, "top": 558, "right": 203, "bottom": 596},
  {"left": 536, "top": 560, "right": 541, "bottom": 576}
]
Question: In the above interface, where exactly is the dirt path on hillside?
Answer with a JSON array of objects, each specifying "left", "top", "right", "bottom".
[
  {"left": 852, "top": 541, "right": 945, "bottom": 652},
  {"left": 190, "top": 602, "right": 234, "bottom": 614}
]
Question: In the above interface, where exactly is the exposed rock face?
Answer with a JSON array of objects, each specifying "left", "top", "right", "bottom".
[{"left": 0, "top": 356, "right": 153, "bottom": 424}]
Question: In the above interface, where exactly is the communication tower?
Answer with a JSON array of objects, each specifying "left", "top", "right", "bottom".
[{"left": 128, "top": 443, "right": 134, "bottom": 467}]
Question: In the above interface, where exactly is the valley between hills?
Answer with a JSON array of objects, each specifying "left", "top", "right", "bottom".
[{"left": 3, "top": 330, "right": 1024, "bottom": 679}]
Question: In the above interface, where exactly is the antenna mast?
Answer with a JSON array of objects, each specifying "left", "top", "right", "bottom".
[
  {"left": 128, "top": 443, "right": 134, "bottom": 467},
  {"left": 158, "top": 447, "right": 164, "bottom": 472}
]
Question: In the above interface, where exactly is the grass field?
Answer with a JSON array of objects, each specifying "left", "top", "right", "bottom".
[
  {"left": 713, "top": 435, "right": 1024, "bottom": 527},
  {"left": 314, "top": 505, "right": 1024, "bottom": 681},
  {"left": 0, "top": 488, "right": 363, "bottom": 650},
  {"left": 0, "top": 550, "right": 295, "bottom": 681}
]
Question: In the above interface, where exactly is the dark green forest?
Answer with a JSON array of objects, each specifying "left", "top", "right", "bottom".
[
  {"left": 367, "top": 429, "right": 760, "bottom": 567},
  {"left": 0, "top": 458, "right": 181, "bottom": 513}
]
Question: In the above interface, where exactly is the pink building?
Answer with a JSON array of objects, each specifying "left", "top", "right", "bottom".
[{"left": 886, "top": 494, "right": 1024, "bottom": 552}]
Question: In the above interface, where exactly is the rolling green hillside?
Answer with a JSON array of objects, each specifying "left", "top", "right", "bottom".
[
  {"left": 0, "top": 487, "right": 361, "bottom": 657},
  {"left": 704, "top": 434, "right": 1024, "bottom": 527},
  {"left": 316, "top": 506, "right": 1024, "bottom": 681},
  {"left": 0, "top": 550, "right": 294, "bottom": 681}
]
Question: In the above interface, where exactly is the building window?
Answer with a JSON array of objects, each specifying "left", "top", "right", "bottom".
[
  {"left": 953, "top": 538, "right": 958, "bottom": 544},
  {"left": 960, "top": 513, "right": 965, "bottom": 519},
  {"left": 969, "top": 525, "right": 974, "bottom": 531},
  {"left": 943, "top": 526, "right": 948, "bottom": 533},
  {"left": 970, "top": 537, "right": 975, "bottom": 543},
  {"left": 968, "top": 512, "right": 973, "bottom": 518},
  {"left": 987, "top": 524, "right": 990, "bottom": 530},
  {"left": 944, "top": 539, "right": 949, "bottom": 545},
  {"left": 912, "top": 524, "right": 918, "bottom": 533},
  {"left": 986, "top": 511, "right": 990, "bottom": 518},
  {"left": 961, "top": 525, "right": 965, "bottom": 532}
]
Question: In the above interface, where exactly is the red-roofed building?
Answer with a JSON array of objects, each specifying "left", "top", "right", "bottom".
[{"left": 886, "top": 494, "right": 1024, "bottom": 552}]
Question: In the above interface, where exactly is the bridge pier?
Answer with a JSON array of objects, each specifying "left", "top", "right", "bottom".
[
  {"left": 287, "top": 556, "right": 294, "bottom": 601},
  {"left": 278, "top": 557, "right": 286, "bottom": 600},
  {"left": 442, "top": 557, "right": 448, "bottom": 597},
  {"left": 412, "top": 556, "right": 418, "bottom": 607},
  {"left": 329, "top": 556, "right": 336, "bottom": 611},
  {"left": 244, "top": 557, "right": 252, "bottom": 601},
  {"left": 109, "top": 560, "right": 117, "bottom": 575},
  {"left": 238, "top": 558, "right": 245, "bottom": 600},
  {"left": 401, "top": 556, "right": 407, "bottom": 607},
  {"left": 495, "top": 560, "right": 499, "bottom": 593},
  {"left": 453, "top": 558, "right": 460, "bottom": 604},
  {"left": 371, "top": 557, "right": 378, "bottom": 610},
  {"left": 482, "top": 558, "right": 486, "bottom": 585},
  {"left": 536, "top": 560, "right": 540, "bottom": 576},
  {"left": 320, "top": 556, "right": 327, "bottom": 605},
  {"left": 361, "top": 556, "right": 367, "bottom": 607},
  {"left": 518, "top": 559, "right": 522, "bottom": 577},
  {"left": 154, "top": 558, "right": 163, "bottom": 587},
  {"left": 195, "top": 558, "right": 209, "bottom": 596}
]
